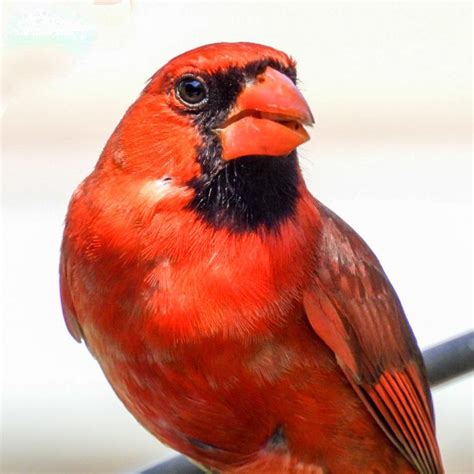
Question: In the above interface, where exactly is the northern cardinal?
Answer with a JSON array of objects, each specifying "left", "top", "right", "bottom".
[{"left": 60, "top": 43, "right": 443, "bottom": 473}]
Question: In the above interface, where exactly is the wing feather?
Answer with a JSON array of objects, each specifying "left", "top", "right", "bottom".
[
  {"left": 59, "top": 252, "right": 83, "bottom": 343},
  {"left": 304, "top": 202, "right": 443, "bottom": 473}
]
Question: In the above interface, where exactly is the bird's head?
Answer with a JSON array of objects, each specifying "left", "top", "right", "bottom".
[{"left": 98, "top": 42, "right": 314, "bottom": 231}]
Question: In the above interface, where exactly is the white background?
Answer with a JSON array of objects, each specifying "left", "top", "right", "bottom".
[{"left": 2, "top": 1, "right": 472, "bottom": 472}]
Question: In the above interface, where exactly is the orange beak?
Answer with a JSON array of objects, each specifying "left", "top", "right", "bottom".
[{"left": 217, "top": 67, "right": 314, "bottom": 161}]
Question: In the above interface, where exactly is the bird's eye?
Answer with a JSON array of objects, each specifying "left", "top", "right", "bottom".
[{"left": 175, "top": 75, "right": 208, "bottom": 107}]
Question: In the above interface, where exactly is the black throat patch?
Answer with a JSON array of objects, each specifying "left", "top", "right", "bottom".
[
  {"left": 189, "top": 151, "right": 300, "bottom": 233},
  {"left": 183, "top": 59, "right": 301, "bottom": 233}
]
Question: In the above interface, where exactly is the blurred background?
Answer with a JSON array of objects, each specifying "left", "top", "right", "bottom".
[{"left": 1, "top": 1, "right": 472, "bottom": 472}]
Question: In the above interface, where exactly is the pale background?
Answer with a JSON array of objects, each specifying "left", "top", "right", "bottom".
[{"left": 1, "top": 1, "right": 472, "bottom": 472}]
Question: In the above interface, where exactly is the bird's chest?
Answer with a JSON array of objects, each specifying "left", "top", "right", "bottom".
[
  {"left": 138, "top": 238, "right": 306, "bottom": 340},
  {"left": 71, "top": 210, "right": 312, "bottom": 439},
  {"left": 77, "top": 208, "right": 313, "bottom": 349}
]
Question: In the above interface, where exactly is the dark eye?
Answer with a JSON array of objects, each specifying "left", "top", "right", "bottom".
[{"left": 175, "top": 75, "right": 208, "bottom": 107}]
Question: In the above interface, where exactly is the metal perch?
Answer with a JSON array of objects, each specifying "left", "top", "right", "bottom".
[
  {"left": 423, "top": 332, "right": 474, "bottom": 387},
  {"left": 140, "top": 331, "right": 474, "bottom": 474}
]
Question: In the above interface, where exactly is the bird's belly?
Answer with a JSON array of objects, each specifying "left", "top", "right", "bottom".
[{"left": 92, "top": 314, "right": 414, "bottom": 473}]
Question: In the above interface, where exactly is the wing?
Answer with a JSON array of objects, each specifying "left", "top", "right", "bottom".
[
  {"left": 59, "top": 249, "right": 83, "bottom": 343},
  {"left": 304, "top": 202, "right": 443, "bottom": 474}
]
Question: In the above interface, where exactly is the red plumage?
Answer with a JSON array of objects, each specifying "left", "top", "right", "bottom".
[{"left": 60, "top": 42, "right": 443, "bottom": 473}]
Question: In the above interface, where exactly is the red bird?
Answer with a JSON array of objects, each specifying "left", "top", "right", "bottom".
[{"left": 60, "top": 43, "right": 443, "bottom": 473}]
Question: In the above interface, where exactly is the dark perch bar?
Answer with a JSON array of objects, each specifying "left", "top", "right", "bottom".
[
  {"left": 424, "top": 331, "right": 474, "bottom": 387},
  {"left": 140, "top": 332, "right": 474, "bottom": 474},
  {"left": 141, "top": 456, "right": 203, "bottom": 474}
]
